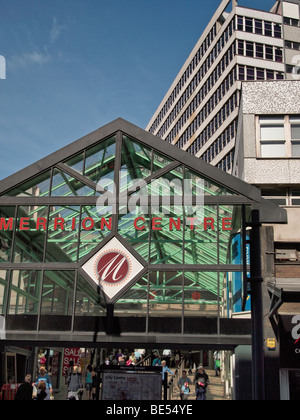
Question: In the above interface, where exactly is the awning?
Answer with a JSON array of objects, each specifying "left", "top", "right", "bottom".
[{"left": 268, "top": 279, "right": 300, "bottom": 319}]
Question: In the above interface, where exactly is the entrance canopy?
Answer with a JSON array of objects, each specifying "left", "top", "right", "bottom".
[{"left": 0, "top": 118, "right": 286, "bottom": 347}]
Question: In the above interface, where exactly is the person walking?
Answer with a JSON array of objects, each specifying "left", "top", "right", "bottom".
[
  {"left": 15, "top": 374, "right": 33, "bottom": 400},
  {"left": 177, "top": 370, "right": 192, "bottom": 400},
  {"left": 194, "top": 366, "right": 209, "bottom": 400},
  {"left": 85, "top": 365, "right": 93, "bottom": 400},
  {"left": 67, "top": 366, "right": 83, "bottom": 400},
  {"left": 35, "top": 367, "right": 52, "bottom": 400}
]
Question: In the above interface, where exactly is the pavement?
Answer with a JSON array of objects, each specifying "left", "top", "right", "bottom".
[
  {"left": 54, "top": 368, "right": 228, "bottom": 401},
  {"left": 170, "top": 369, "right": 228, "bottom": 401}
]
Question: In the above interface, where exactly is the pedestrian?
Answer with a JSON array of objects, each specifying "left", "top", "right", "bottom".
[
  {"left": 134, "top": 349, "right": 142, "bottom": 364},
  {"left": 65, "top": 360, "right": 74, "bottom": 385},
  {"left": 35, "top": 366, "right": 52, "bottom": 400},
  {"left": 35, "top": 381, "right": 48, "bottom": 400},
  {"left": 163, "top": 349, "right": 172, "bottom": 367},
  {"left": 187, "top": 350, "right": 194, "bottom": 375},
  {"left": 177, "top": 370, "right": 192, "bottom": 400},
  {"left": 85, "top": 365, "right": 93, "bottom": 400},
  {"left": 152, "top": 354, "right": 161, "bottom": 367},
  {"left": 161, "top": 360, "right": 174, "bottom": 382},
  {"left": 15, "top": 374, "right": 33, "bottom": 400},
  {"left": 67, "top": 366, "right": 83, "bottom": 400},
  {"left": 194, "top": 366, "right": 209, "bottom": 400},
  {"left": 214, "top": 351, "right": 221, "bottom": 377},
  {"left": 91, "top": 367, "right": 98, "bottom": 401},
  {"left": 174, "top": 350, "right": 181, "bottom": 368}
]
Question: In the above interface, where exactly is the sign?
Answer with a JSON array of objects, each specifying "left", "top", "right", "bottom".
[
  {"left": 267, "top": 338, "right": 276, "bottom": 351},
  {"left": 81, "top": 237, "right": 144, "bottom": 301},
  {"left": 62, "top": 348, "right": 81, "bottom": 376},
  {"left": 279, "top": 315, "right": 300, "bottom": 369},
  {"left": 0, "top": 216, "right": 232, "bottom": 232},
  {"left": 102, "top": 370, "right": 162, "bottom": 400}
]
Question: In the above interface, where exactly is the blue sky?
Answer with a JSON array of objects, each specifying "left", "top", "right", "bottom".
[{"left": 0, "top": 0, "right": 276, "bottom": 180}]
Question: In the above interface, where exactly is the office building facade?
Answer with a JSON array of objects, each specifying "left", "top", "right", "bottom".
[{"left": 146, "top": 0, "right": 300, "bottom": 173}]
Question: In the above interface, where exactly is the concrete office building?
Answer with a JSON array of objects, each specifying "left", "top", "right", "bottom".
[
  {"left": 146, "top": 0, "right": 300, "bottom": 173},
  {"left": 234, "top": 80, "right": 300, "bottom": 399}
]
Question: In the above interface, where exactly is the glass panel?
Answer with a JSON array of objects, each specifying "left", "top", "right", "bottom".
[
  {"left": 152, "top": 151, "right": 174, "bottom": 173},
  {"left": 13, "top": 206, "right": 47, "bottom": 263},
  {"left": 184, "top": 272, "right": 219, "bottom": 317},
  {"left": 46, "top": 206, "right": 80, "bottom": 263},
  {"left": 85, "top": 136, "right": 116, "bottom": 188},
  {"left": 78, "top": 205, "right": 112, "bottom": 260},
  {"left": 115, "top": 276, "right": 148, "bottom": 322},
  {"left": 121, "top": 136, "right": 152, "bottom": 192},
  {"left": 292, "top": 141, "right": 300, "bottom": 157},
  {"left": 64, "top": 153, "right": 84, "bottom": 175},
  {"left": 185, "top": 168, "right": 237, "bottom": 196},
  {"left": 40, "top": 271, "right": 75, "bottom": 325},
  {"left": 261, "top": 142, "right": 285, "bottom": 157},
  {"left": 118, "top": 205, "right": 149, "bottom": 261},
  {"left": 291, "top": 124, "right": 300, "bottom": 139},
  {"left": 148, "top": 271, "right": 183, "bottom": 317},
  {"left": 74, "top": 274, "right": 105, "bottom": 331},
  {"left": 8, "top": 270, "right": 41, "bottom": 315},
  {"left": 0, "top": 207, "right": 15, "bottom": 263},
  {"left": 261, "top": 125, "right": 284, "bottom": 141},
  {"left": 0, "top": 270, "right": 8, "bottom": 314},
  {"left": 3, "top": 171, "right": 51, "bottom": 197},
  {"left": 150, "top": 208, "right": 184, "bottom": 264},
  {"left": 149, "top": 166, "right": 184, "bottom": 198},
  {"left": 51, "top": 169, "right": 95, "bottom": 196},
  {"left": 184, "top": 205, "right": 218, "bottom": 265}
]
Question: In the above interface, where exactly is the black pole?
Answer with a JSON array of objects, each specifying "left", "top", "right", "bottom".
[
  {"left": 249, "top": 210, "right": 265, "bottom": 400},
  {"left": 106, "top": 304, "right": 114, "bottom": 335}
]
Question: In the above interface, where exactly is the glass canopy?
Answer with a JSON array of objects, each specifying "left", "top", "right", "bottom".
[{"left": 0, "top": 120, "right": 263, "bottom": 338}]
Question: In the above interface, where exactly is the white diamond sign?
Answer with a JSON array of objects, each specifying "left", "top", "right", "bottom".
[{"left": 81, "top": 237, "right": 145, "bottom": 301}]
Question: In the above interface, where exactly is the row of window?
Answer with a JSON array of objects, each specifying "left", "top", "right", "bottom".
[
  {"left": 175, "top": 92, "right": 239, "bottom": 150},
  {"left": 187, "top": 119, "right": 237, "bottom": 158},
  {"left": 163, "top": 43, "right": 237, "bottom": 143},
  {"left": 285, "top": 40, "right": 300, "bottom": 51},
  {"left": 262, "top": 188, "right": 300, "bottom": 206},
  {"left": 149, "top": 18, "right": 236, "bottom": 134},
  {"left": 258, "top": 116, "right": 300, "bottom": 158},
  {"left": 237, "top": 40, "right": 283, "bottom": 62},
  {"left": 149, "top": 22, "right": 219, "bottom": 133},
  {"left": 236, "top": 15, "right": 282, "bottom": 38},
  {"left": 217, "top": 150, "right": 235, "bottom": 173},
  {"left": 283, "top": 17, "right": 300, "bottom": 27},
  {"left": 150, "top": 15, "right": 284, "bottom": 137},
  {"left": 238, "top": 65, "right": 284, "bottom": 81},
  {"left": 160, "top": 62, "right": 236, "bottom": 142}
]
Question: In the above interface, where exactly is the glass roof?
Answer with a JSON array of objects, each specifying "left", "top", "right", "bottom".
[{"left": 0, "top": 126, "right": 254, "bottom": 318}]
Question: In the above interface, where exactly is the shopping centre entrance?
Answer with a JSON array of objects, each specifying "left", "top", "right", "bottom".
[{"left": 0, "top": 119, "right": 286, "bottom": 399}]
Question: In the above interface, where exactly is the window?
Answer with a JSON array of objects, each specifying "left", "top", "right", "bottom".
[
  {"left": 258, "top": 115, "right": 300, "bottom": 158},
  {"left": 245, "top": 18, "right": 253, "bottom": 33},
  {"left": 246, "top": 42, "right": 254, "bottom": 57},
  {"left": 264, "top": 21, "right": 272, "bottom": 36},
  {"left": 274, "top": 24, "right": 282, "bottom": 38},
  {"left": 255, "top": 19, "right": 263, "bottom": 34},
  {"left": 291, "top": 117, "right": 300, "bottom": 157},
  {"left": 237, "top": 16, "right": 244, "bottom": 31},
  {"left": 259, "top": 117, "right": 285, "bottom": 157},
  {"left": 256, "top": 43, "right": 264, "bottom": 58},
  {"left": 265, "top": 46, "right": 273, "bottom": 60}
]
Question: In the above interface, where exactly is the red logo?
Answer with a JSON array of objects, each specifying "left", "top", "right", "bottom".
[{"left": 96, "top": 251, "right": 130, "bottom": 285}]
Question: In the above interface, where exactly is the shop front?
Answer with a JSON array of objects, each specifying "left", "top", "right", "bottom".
[{"left": 0, "top": 119, "right": 286, "bottom": 398}]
